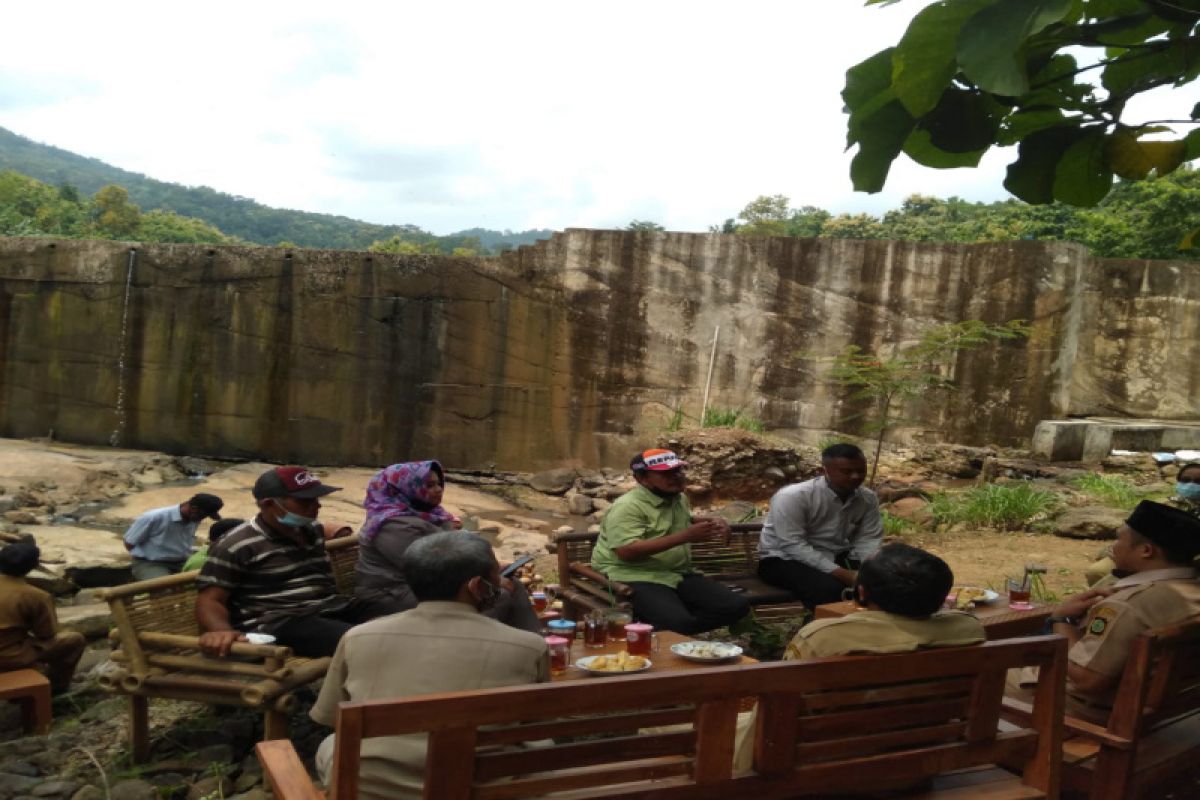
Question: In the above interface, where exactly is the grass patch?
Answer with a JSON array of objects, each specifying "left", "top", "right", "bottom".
[
  {"left": 664, "top": 406, "right": 685, "bottom": 432},
  {"left": 1071, "top": 473, "right": 1139, "bottom": 509},
  {"left": 702, "top": 407, "right": 765, "bottom": 433},
  {"left": 929, "top": 483, "right": 1059, "bottom": 531},
  {"left": 881, "top": 510, "right": 919, "bottom": 538}
]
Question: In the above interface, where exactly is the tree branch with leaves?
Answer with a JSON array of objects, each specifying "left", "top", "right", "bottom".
[{"left": 828, "top": 320, "right": 1031, "bottom": 484}]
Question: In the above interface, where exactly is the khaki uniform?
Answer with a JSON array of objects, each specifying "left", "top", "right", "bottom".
[
  {"left": 0, "top": 575, "right": 85, "bottom": 692},
  {"left": 311, "top": 601, "right": 548, "bottom": 800},
  {"left": 1069, "top": 568, "right": 1200, "bottom": 705},
  {"left": 784, "top": 609, "right": 985, "bottom": 660}
]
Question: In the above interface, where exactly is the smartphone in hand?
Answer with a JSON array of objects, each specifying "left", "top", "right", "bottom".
[{"left": 501, "top": 554, "right": 536, "bottom": 579}]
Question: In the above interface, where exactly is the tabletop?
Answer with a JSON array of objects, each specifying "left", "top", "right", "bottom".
[
  {"left": 553, "top": 629, "right": 755, "bottom": 682},
  {"left": 813, "top": 600, "right": 1051, "bottom": 641}
]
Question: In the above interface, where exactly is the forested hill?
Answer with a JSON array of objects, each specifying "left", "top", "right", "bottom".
[{"left": 0, "top": 126, "right": 552, "bottom": 251}]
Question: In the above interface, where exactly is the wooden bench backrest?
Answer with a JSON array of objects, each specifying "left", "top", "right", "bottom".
[
  {"left": 325, "top": 635, "right": 1065, "bottom": 800},
  {"left": 557, "top": 524, "right": 763, "bottom": 577},
  {"left": 1112, "top": 615, "right": 1200, "bottom": 738}
]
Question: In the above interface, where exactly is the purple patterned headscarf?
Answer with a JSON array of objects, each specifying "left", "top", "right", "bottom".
[{"left": 360, "top": 461, "right": 457, "bottom": 542}]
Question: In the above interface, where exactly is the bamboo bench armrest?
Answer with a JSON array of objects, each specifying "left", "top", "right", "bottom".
[
  {"left": 1002, "top": 697, "right": 1132, "bottom": 751},
  {"left": 569, "top": 563, "right": 633, "bottom": 597},
  {"left": 256, "top": 740, "right": 326, "bottom": 800},
  {"left": 136, "top": 631, "right": 293, "bottom": 660},
  {"left": 553, "top": 530, "right": 600, "bottom": 544}
]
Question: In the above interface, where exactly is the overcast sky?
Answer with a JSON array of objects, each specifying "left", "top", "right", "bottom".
[{"left": 1, "top": 2, "right": 1190, "bottom": 235}]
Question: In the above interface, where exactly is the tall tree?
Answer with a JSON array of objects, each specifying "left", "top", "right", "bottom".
[
  {"left": 90, "top": 185, "right": 141, "bottom": 238},
  {"left": 845, "top": 0, "right": 1200, "bottom": 207}
]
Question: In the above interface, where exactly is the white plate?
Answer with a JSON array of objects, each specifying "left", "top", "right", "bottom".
[
  {"left": 670, "top": 641, "right": 744, "bottom": 662},
  {"left": 947, "top": 588, "right": 1000, "bottom": 607},
  {"left": 575, "top": 655, "right": 652, "bottom": 676}
]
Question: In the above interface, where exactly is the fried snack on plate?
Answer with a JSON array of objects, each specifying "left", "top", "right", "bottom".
[{"left": 953, "top": 587, "right": 987, "bottom": 610}]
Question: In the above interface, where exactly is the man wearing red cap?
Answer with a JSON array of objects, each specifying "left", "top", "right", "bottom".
[
  {"left": 1010, "top": 500, "right": 1200, "bottom": 720},
  {"left": 591, "top": 449, "right": 750, "bottom": 634},
  {"left": 196, "top": 466, "right": 372, "bottom": 658}
]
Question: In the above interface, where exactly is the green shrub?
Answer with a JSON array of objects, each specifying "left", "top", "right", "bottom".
[
  {"left": 881, "top": 509, "right": 918, "bottom": 538},
  {"left": 665, "top": 407, "right": 685, "bottom": 432},
  {"left": 702, "top": 407, "right": 765, "bottom": 433},
  {"left": 929, "top": 483, "right": 1058, "bottom": 531},
  {"left": 1071, "top": 473, "right": 1139, "bottom": 509}
]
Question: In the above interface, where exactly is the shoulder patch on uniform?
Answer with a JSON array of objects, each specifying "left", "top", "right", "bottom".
[{"left": 1088, "top": 606, "right": 1118, "bottom": 637}]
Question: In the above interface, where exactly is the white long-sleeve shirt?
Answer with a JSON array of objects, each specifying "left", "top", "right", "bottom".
[{"left": 758, "top": 476, "right": 883, "bottom": 572}]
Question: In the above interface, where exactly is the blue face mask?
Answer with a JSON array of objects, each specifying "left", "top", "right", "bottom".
[
  {"left": 1177, "top": 482, "right": 1200, "bottom": 500},
  {"left": 272, "top": 499, "right": 315, "bottom": 528}
]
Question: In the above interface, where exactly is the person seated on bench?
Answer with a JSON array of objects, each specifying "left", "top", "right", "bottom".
[
  {"left": 785, "top": 542, "right": 984, "bottom": 659},
  {"left": 591, "top": 449, "right": 750, "bottom": 635},
  {"left": 353, "top": 460, "right": 539, "bottom": 632},
  {"left": 758, "top": 443, "right": 883, "bottom": 610},
  {"left": 1085, "top": 462, "right": 1200, "bottom": 586},
  {"left": 196, "top": 466, "right": 374, "bottom": 658},
  {"left": 0, "top": 542, "right": 86, "bottom": 693},
  {"left": 181, "top": 517, "right": 245, "bottom": 572},
  {"left": 1010, "top": 500, "right": 1200, "bottom": 722},
  {"left": 312, "top": 530, "right": 549, "bottom": 799}
]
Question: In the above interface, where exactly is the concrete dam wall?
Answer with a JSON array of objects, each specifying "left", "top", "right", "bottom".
[{"left": 0, "top": 231, "right": 1195, "bottom": 470}]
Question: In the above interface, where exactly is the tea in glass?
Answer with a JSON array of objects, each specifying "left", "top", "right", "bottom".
[
  {"left": 545, "top": 635, "right": 570, "bottom": 675},
  {"left": 624, "top": 623, "right": 654, "bottom": 657},
  {"left": 605, "top": 609, "right": 632, "bottom": 639},
  {"left": 584, "top": 611, "right": 608, "bottom": 648}
]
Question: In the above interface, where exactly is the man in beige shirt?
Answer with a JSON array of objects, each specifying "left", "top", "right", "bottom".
[
  {"left": 785, "top": 542, "right": 984, "bottom": 660},
  {"left": 311, "top": 531, "right": 548, "bottom": 799},
  {"left": 1012, "top": 500, "right": 1200, "bottom": 722},
  {"left": 0, "top": 542, "right": 86, "bottom": 692}
]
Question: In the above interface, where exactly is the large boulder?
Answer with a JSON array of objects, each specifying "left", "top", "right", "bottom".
[
  {"left": 528, "top": 469, "right": 578, "bottom": 495},
  {"left": 658, "top": 429, "right": 810, "bottom": 503},
  {"left": 1052, "top": 506, "right": 1126, "bottom": 540}
]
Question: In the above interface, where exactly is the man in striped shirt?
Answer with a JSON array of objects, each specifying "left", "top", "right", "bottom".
[{"left": 196, "top": 466, "right": 372, "bottom": 658}]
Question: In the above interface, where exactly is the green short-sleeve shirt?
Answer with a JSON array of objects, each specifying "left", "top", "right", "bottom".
[{"left": 591, "top": 486, "right": 693, "bottom": 588}]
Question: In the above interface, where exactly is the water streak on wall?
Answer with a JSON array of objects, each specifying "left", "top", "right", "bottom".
[{"left": 0, "top": 231, "right": 1195, "bottom": 469}]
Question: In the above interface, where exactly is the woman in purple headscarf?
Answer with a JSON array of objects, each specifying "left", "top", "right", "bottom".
[{"left": 354, "top": 461, "right": 539, "bottom": 632}]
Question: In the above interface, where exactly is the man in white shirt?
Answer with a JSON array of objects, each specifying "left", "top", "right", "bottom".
[
  {"left": 123, "top": 493, "right": 223, "bottom": 581},
  {"left": 757, "top": 443, "right": 882, "bottom": 610}
]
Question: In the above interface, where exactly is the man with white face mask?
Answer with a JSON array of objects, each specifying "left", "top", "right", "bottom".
[{"left": 196, "top": 466, "right": 372, "bottom": 658}]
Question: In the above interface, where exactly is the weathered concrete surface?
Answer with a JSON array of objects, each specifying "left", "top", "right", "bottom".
[{"left": 0, "top": 232, "right": 1195, "bottom": 469}]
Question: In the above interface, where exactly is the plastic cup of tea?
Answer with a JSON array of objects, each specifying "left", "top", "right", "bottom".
[
  {"left": 624, "top": 623, "right": 655, "bottom": 657},
  {"left": 547, "top": 619, "right": 577, "bottom": 648},
  {"left": 583, "top": 610, "right": 608, "bottom": 648},
  {"left": 605, "top": 609, "right": 632, "bottom": 639},
  {"left": 545, "top": 635, "right": 570, "bottom": 675},
  {"left": 531, "top": 592, "right": 548, "bottom": 613}
]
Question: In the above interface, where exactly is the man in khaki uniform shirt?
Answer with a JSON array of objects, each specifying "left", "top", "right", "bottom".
[
  {"left": 786, "top": 542, "right": 984, "bottom": 660},
  {"left": 311, "top": 531, "right": 548, "bottom": 800},
  {"left": 0, "top": 542, "right": 86, "bottom": 692},
  {"left": 1013, "top": 500, "right": 1200, "bottom": 722}
]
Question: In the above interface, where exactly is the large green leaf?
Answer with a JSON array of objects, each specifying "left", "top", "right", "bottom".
[
  {"left": 892, "top": 0, "right": 999, "bottom": 117},
  {"left": 903, "top": 128, "right": 988, "bottom": 168},
  {"left": 998, "top": 108, "right": 1071, "bottom": 145},
  {"left": 850, "top": 99, "right": 918, "bottom": 193},
  {"left": 1102, "top": 38, "right": 1200, "bottom": 97},
  {"left": 1106, "top": 128, "right": 1188, "bottom": 179},
  {"left": 1004, "top": 125, "right": 1088, "bottom": 203},
  {"left": 958, "top": 0, "right": 1075, "bottom": 95},
  {"left": 1053, "top": 130, "right": 1114, "bottom": 205},
  {"left": 919, "top": 86, "right": 1001, "bottom": 152},
  {"left": 845, "top": 49, "right": 898, "bottom": 147},
  {"left": 1185, "top": 128, "right": 1200, "bottom": 159}
]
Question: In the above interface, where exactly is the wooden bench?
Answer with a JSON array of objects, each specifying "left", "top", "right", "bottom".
[
  {"left": 0, "top": 669, "right": 51, "bottom": 735},
  {"left": 554, "top": 523, "right": 808, "bottom": 622},
  {"left": 1004, "top": 615, "right": 1200, "bottom": 799},
  {"left": 97, "top": 533, "right": 363, "bottom": 761},
  {"left": 258, "top": 634, "right": 1067, "bottom": 799}
]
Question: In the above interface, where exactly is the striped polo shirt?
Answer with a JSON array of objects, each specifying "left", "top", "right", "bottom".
[{"left": 197, "top": 516, "right": 348, "bottom": 632}]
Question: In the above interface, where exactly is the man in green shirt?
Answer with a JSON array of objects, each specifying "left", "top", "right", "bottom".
[{"left": 592, "top": 449, "right": 750, "bottom": 634}]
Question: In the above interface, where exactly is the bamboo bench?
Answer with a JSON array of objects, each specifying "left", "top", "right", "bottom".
[
  {"left": 258, "top": 634, "right": 1067, "bottom": 800},
  {"left": 1003, "top": 615, "right": 1200, "bottom": 799},
  {"left": 98, "top": 533, "right": 362, "bottom": 761},
  {"left": 554, "top": 523, "right": 808, "bottom": 622}
]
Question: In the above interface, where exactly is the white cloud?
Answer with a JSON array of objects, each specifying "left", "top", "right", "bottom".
[{"left": 1, "top": 1, "right": 1193, "bottom": 234}]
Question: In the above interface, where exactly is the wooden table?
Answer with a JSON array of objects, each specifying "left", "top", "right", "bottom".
[
  {"left": 813, "top": 600, "right": 1052, "bottom": 640},
  {"left": 554, "top": 630, "right": 755, "bottom": 682}
]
